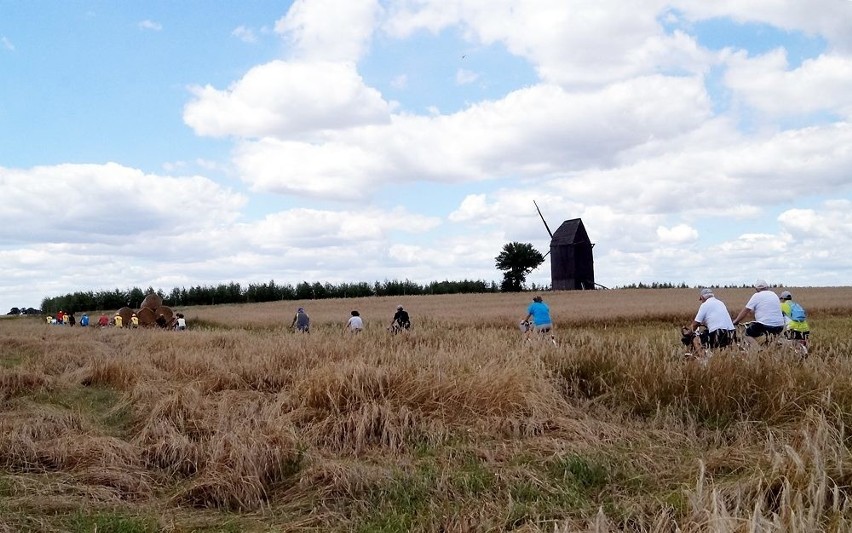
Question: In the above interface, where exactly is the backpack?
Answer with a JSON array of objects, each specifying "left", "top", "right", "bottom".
[{"left": 788, "top": 302, "right": 807, "bottom": 322}]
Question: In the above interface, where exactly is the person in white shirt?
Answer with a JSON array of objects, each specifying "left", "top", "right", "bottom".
[
  {"left": 346, "top": 310, "right": 363, "bottom": 333},
  {"left": 732, "top": 279, "right": 785, "bottom": 342},
  {"left": 683, "top": 288, "right": 735, "bottom": 353}
]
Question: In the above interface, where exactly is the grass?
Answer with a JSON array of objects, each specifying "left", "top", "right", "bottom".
[
  {"left": 1, "top": 288, "right": 851, "bottom": 531},
  {"left": 64, "top": 510, "right": 160, "bottom": 533}
]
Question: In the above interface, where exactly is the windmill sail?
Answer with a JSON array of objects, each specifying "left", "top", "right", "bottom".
[{"left": 533, "top": 200, "right": 554, "bottom": 238}]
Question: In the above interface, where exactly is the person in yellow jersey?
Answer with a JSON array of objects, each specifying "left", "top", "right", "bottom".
[
  {"left": 130, "top": 313, "right": 139, "bottom": 328},
  {"left": 113, "top": 313, "right": 123, "bottom": 328},
  {"left": 779, "top": 290, "right": 809, "bottom": 342}
]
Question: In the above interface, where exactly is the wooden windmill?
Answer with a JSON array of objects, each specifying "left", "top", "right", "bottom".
[{"left": 534, "top": 201, "right": 597, "bottom": 290}]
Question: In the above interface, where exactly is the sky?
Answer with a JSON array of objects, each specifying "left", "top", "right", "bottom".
[{"left": 2, "top": 0, "right": 852, "bottom": 310}]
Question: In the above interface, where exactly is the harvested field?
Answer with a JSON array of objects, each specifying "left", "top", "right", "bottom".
[{"left": 1, "top": 287, "right": 851, "bottom": 532}]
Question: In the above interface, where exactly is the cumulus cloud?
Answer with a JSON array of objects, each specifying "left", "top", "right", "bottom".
[
  {"left": 275, "top": 0, "right": 381, "bottom": 62},
  {"left": 657, "top": 224, "right": 699, "bottom": 244},
  {"left": 0, "top": 163, "right": 245, "bottom": 243},
  {"left": 385, "top": 1, "right": 715, "bottom": 87},
  {"left": 724, "top": 50, "right": 852, "bottom": 118},
  {"left": 672, "top": 0, "right": 852, "bottom": 51},
  {"left": 238, "top": 207, "right": 440, "bottom": 249},
  {"left": 220, "top": 75, "right": 712, "bottom": 198},
  {"left": 183, "top": 60, "right": 391, "bottom": 138}
]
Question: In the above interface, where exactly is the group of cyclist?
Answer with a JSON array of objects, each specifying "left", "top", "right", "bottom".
[
  {"left": 683, "top": 279, "right": 810, "bottom": 355},
  {"left": 289, "top": 305, "right": 412, "bottom": 334}
]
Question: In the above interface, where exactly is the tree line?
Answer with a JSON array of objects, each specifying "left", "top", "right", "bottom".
[{"left": 37, "top": 279, "right": 500, "bottom": 314}]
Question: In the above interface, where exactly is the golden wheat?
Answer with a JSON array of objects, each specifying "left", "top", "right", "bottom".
[{"left": 1, "top": 288, "right": 851, "bottom": 531}]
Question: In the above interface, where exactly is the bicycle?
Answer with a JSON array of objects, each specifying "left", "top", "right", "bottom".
[
  {"left": 521, "top": 320, "right": 557, "bottom": 346},
  {"left": 679, "top": 325, "right": 736, "bottom": 361},
  {"left": 736, "top": 321, "right": 808, "bottom": 358},
  {"left": 388, "top": 320, "right": 411, "bottom": 335}
]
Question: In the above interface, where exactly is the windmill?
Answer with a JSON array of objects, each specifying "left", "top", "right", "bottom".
[{"left": 534, "top": 201, "right": 598, "bottom": 290}]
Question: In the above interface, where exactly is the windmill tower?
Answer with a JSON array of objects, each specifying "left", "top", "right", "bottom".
[{"left": 534, "top": 202, "right": 596, "bottom": 290}]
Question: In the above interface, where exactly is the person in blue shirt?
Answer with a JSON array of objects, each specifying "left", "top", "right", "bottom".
[{"left": 523, "top": 295, "right": 556, "bottom": 345}]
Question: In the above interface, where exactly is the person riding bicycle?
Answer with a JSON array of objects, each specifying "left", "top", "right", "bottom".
[
  {"left": 522, "top": 295, "right": 556, "bottom": 344},
  {"left": 390, "top": 305, "right": 410, "bottom": 332},
  {"left": 683, "top": 288, "right": 735, "bottom": 354},
  {"left": 732, "top": 279, "right": 785, "bottom": 345},
  {"left": 291, "top": 307, "right": 310, "bottom": 333},
  {"left": 779, "top": 290, "right": 810, "bottom": 341}
]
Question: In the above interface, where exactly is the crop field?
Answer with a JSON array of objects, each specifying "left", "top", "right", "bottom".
[{"left": 2, "top": 287, "right": 852, "bottom": 532}]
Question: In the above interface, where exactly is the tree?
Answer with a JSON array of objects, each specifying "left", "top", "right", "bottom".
[{"left": 495, "top": 242, "right": 545, "bottom": 292}]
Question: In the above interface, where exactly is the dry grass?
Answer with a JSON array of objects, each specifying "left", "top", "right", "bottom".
[{"left": 1, "top": 288, "right": 852, "bottom": 531}]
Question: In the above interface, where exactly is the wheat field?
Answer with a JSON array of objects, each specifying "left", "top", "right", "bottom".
[{"left": 2, "top": 287, "right": 852, "bottom": 532}]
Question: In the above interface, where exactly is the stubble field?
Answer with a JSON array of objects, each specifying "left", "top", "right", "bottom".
[{"left": 2, "top": 287, "right": 852, "bottom": 532}]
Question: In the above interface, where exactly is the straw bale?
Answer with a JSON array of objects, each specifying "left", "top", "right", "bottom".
[
  {"left": 136, "top": 306, "right": 156, "bottom": 327},
  {"left": 155, "top": 306, "right": 174, "bottom": 325},
  {"left": 140, "top": 293, "right": 163, "bottom": 310},
  {"left": 117, "top": 307, "right": 134, "bottom": 327}
]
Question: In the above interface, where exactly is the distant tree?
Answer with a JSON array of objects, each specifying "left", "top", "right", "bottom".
[
  {"left": 495, "top": 242, "right": 545, "bottom": 292},
  {"left": 8, "top": 307, "right": 20, "bottom": 315},
  {"left": 128, "top": 287, "right": 145, "bottom": 308}
]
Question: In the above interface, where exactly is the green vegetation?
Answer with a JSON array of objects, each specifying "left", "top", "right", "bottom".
[
  {"left": 39, "top": 278, "right": 500, "bottom": 314},
  {"left": 495, "top": 241, "right": 546, "bottom": 292},
  {"left": 64, "top": 511, "right": 160, "bottom": 533}
]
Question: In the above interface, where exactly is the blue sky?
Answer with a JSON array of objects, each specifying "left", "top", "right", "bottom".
[{"left": 2, "top": 0, "right": 852, "bottom": 309}]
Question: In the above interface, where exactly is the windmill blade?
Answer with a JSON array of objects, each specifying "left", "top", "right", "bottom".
[{"left": 533, "top": 200, "right": 554, "bottom": 239}]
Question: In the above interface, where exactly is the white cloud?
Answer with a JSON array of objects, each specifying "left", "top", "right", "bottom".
[
  {"left": 275, "top": 0, "right": 381, "bottom": 62},
  {"left": 672, "top": 0, "right": 852, "bottom": 51},
  {"left": 657, "top": 224, "right": 699, "bottom": 244},
  {"left": 138, "top": 20, "right": 163, "bottom": 31},
  {"left": 232, "top": 138, "right": 389, "bottom": 200},
  {"left": 1, "top": 36, "right": 14, "bottom": 51},
  {"left": 220, "top": 75, "right": 712, "bottom": 199},
  {"left": 724, "top": 50, "right": 852, "bottom": 118},
  {"left": 0, "top": 163, "right": 245, "bottom": 243},
  {"left": 183, "top": 60, "right": 391, "bottom": 138},
  {"left": 385, "top": 1, "right": 714, "bottom": 88},
  {"left": 232, "top": 25, "right": 258, "bottom": 43}
]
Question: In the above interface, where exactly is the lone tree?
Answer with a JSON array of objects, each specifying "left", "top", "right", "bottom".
[{"left": 495, "top": 242, "right": 545, "bottom": 292}]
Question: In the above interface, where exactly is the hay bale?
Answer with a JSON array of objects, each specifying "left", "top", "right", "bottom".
[
  {"left": 140, "top": 293, "right": 163, "bottom": 311},
  {"left": 136, "top": 307, "right": 156, "bottom": 327},
  {"left": 154, "top": 306, "right": 174, "bottom": 328},
  {"left": 117, "top": 307, "right": 134, "bottom": 327}
]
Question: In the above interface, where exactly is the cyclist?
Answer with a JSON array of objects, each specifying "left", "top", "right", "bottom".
[
  {"left": 522, "top": 295, "right": 556, "bottom": 344},
  {"left": 732, "top": 279, "right": 785, "bottom": 346},
  {"left": 390, "top": 305, "right": 410, "bottom": 332},
  {"left": 291, "top": 307, "right": 310, "bottom": 333},
  {"left": 683, "top": 288, "right": 735, "bottom": 354},
  {"left": 779, "top": 290, "right": 810, "bottom": 342}
]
